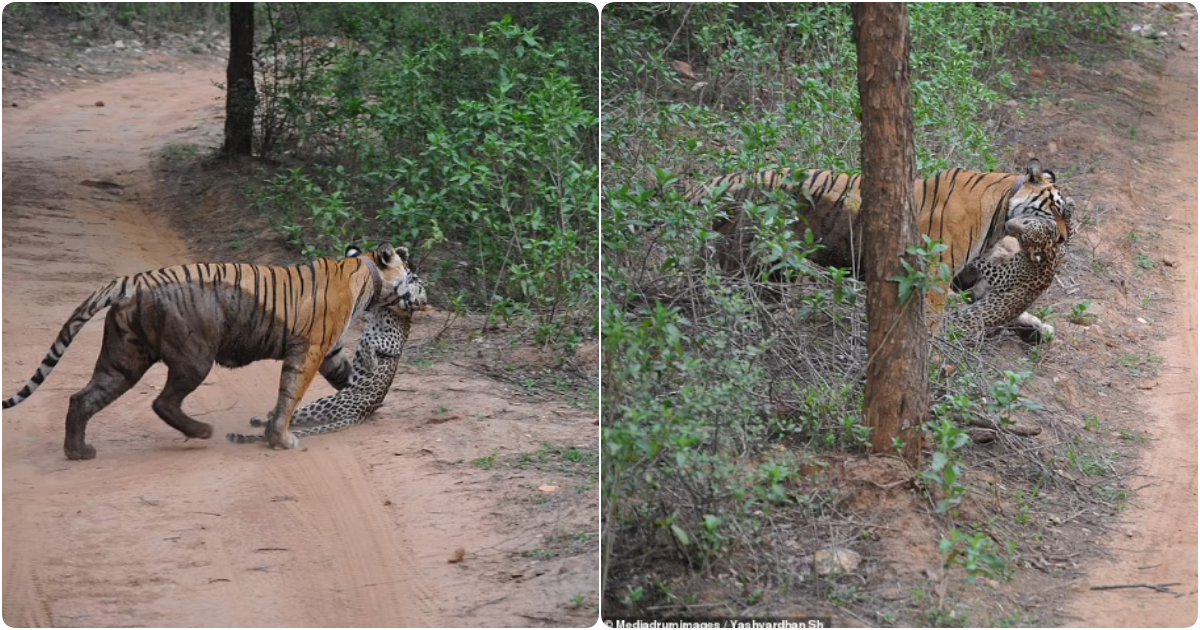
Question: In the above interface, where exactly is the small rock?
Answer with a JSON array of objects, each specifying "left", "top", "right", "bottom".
[
  {"left": 94, "top": 100, "right": 104, "bottom": 107},
  {"left": 1159, "top": 31, "right": 1170, "bottom": 39},
  {"left": 1005, "top": 99, "right": 1019, "bottom": 108},
  {"left": 1048, "top": 514, "right": 1063, "bottom": 525},
  {"left": 1137, "top": 317, "right": 1148, "bottom": 325},
  {"left": 1008, "top": 423, "right": 1042, "bottom": 437},
  {"left": 1181, "top": 42, "right": 1190, "bottom": 51},
  {"left": 970, "top": 428, "right": 997, "bottom": 444},
  {"left": 814, "top": 548, "right": 862, "bottom": 576},
  {"left": 448, "top": 547, "right": 465, "bottom": 563},
  {"left": 114, "top": 40, "right": 125, "bottom": 49},
  {"left": 1047, "top": 140, "right": 1058, "bottom": 155}
]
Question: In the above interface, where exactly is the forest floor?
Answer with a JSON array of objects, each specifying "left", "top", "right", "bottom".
[
  {"left": 602, "top": 4, "right": 1196, "bottom": 627},
  {"left": 1, "top": 24, "right": 598, "bottom": 628}
]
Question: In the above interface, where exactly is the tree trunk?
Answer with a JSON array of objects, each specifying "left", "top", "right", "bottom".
[
  {"left": 852, "top": 3, "right": 927, "bottom": 464},
  {"left": 223, "top": 2, "right": 256, "bottom": 156}
]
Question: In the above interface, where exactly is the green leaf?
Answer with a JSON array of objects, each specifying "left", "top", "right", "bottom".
[{"left": 670, "top": 523, "right": 690, "bottom": 546}]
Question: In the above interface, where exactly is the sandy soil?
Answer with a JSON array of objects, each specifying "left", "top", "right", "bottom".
[
  {"left": 1064, "top": 41, "right": 1198, "bottom": 628},
  {"left": 1, "top": 68, "right": 597, "bottom": 627}
]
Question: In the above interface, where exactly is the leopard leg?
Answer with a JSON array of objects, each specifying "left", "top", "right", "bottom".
[
  {"left": 319, "top": 342, "right": 352, "bottom": 390},
  {"left": 1007, "top": 311, "right": 1055, "bottom": 344}
]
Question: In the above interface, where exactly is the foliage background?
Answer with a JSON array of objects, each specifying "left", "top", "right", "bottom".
[{"left": 242, "top": 3, "right": 599, "bottom": 343}]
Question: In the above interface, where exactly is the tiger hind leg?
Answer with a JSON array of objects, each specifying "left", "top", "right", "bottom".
[
  {"left": 151, "top": 356, "right": 216, "bottom": 441},
  {"left": 64, "top": 314, "right": 155, "bottom": 460}
]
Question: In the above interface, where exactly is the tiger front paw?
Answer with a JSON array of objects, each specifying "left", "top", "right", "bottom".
[{"left": 268, "top": 430, "right": 301, "bottom": 450}]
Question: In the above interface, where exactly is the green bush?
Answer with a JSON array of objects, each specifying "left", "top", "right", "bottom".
[{"left": 252, "top": 9, "right": 598, "bottom": 338}]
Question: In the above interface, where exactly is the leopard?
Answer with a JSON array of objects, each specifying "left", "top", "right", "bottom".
[
  {"left": 225, "top": 300, "right": 417, "bottom": 444},
  {"left": 942, "top": 214, "right": 1070, "bottom": 343}
]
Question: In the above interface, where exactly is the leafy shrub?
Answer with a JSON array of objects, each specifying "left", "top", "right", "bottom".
[{"left": 251, "top": 8, "right": 598, "bottom": 337}]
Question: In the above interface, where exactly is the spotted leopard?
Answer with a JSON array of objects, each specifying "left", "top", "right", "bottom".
[
  {"left": 943, "top": 214, "right": 1070, "bottom": 342},
  {"left": 226, "top": 301, "right": 417, "bottom": 444}
]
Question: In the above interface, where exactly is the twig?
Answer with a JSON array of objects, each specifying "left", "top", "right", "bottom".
[{"left": 1089, "top": 582, "right": 1181, "bottom": 593}]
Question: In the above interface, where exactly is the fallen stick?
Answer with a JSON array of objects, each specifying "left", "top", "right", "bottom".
[{"left": 1089, "top": 582, "right": 1181, "bottom": 593}]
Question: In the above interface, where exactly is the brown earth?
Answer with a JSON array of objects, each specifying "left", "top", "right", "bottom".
[
  {"left": 1062, "top": 30, "right": 1198, "bottom": 628},
  {"left": 1, "top": 62, "right": 597, "bottom": 627}
]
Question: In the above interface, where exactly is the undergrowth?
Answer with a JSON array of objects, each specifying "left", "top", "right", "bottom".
[
  {"left": 601, "top": 2, "right": 1126, "bottom": 624},
  {"left": 248, "top": 4, "right": 599, "bottom": 344}
]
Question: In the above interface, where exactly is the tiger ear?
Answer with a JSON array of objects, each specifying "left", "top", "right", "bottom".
[
  {"left": 395, "top": 246, "right": 409, "bottom": 263},
  {"left": 345, "top": 245, "right": 363, "bottom": 258},
  {"left": 1024, "top": 159, "right": 1051, "bottom": 183},
  {"left": 375, "top": 243, "right": 397, "bottom": 265}
]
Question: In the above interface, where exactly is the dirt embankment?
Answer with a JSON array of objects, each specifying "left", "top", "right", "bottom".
[{"left": 2, "top": 63, "right": 597, "bottom": 627}]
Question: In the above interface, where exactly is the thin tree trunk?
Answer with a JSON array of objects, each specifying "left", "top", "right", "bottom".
[
  {"left": 223, "top": 2, "right": 256, "bottom": 156},
  {"left": 852, "top": 3, "right": 927, "bottom": 464}
]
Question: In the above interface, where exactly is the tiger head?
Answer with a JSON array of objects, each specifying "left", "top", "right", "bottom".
[
  {"left": 346, "top": 244, "right": 424, "bottom": 310},
  {"left": 1007, "top": 159, "right": 1073, "bottom": 245}
]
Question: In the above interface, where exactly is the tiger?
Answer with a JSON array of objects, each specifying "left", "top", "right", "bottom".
[
  {"left": 2, "top": 244, "right": 420, "bottom": 460},
  {"left": 687, "top": 159, "right": 1072, "bottom": 332}
]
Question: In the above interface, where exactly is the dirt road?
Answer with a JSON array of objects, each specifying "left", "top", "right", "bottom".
[
  {"left": 3, "top": 69, "right": 597, "bottom": 626},
  {"left": 1066, "top": 43, "right": 1198, "bottom": 627}
]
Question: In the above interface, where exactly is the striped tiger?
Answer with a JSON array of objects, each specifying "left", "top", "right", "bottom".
[
  {"left": 688, "top": 159, "right": 1071, "bottom": 327},
  {"left": 2, "top": 244, "right": 421, "bottom": 460}
]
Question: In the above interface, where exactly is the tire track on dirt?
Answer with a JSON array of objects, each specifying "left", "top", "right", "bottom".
[{"left": 257, "top": 444, "right": 438, "bottom": 626}]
